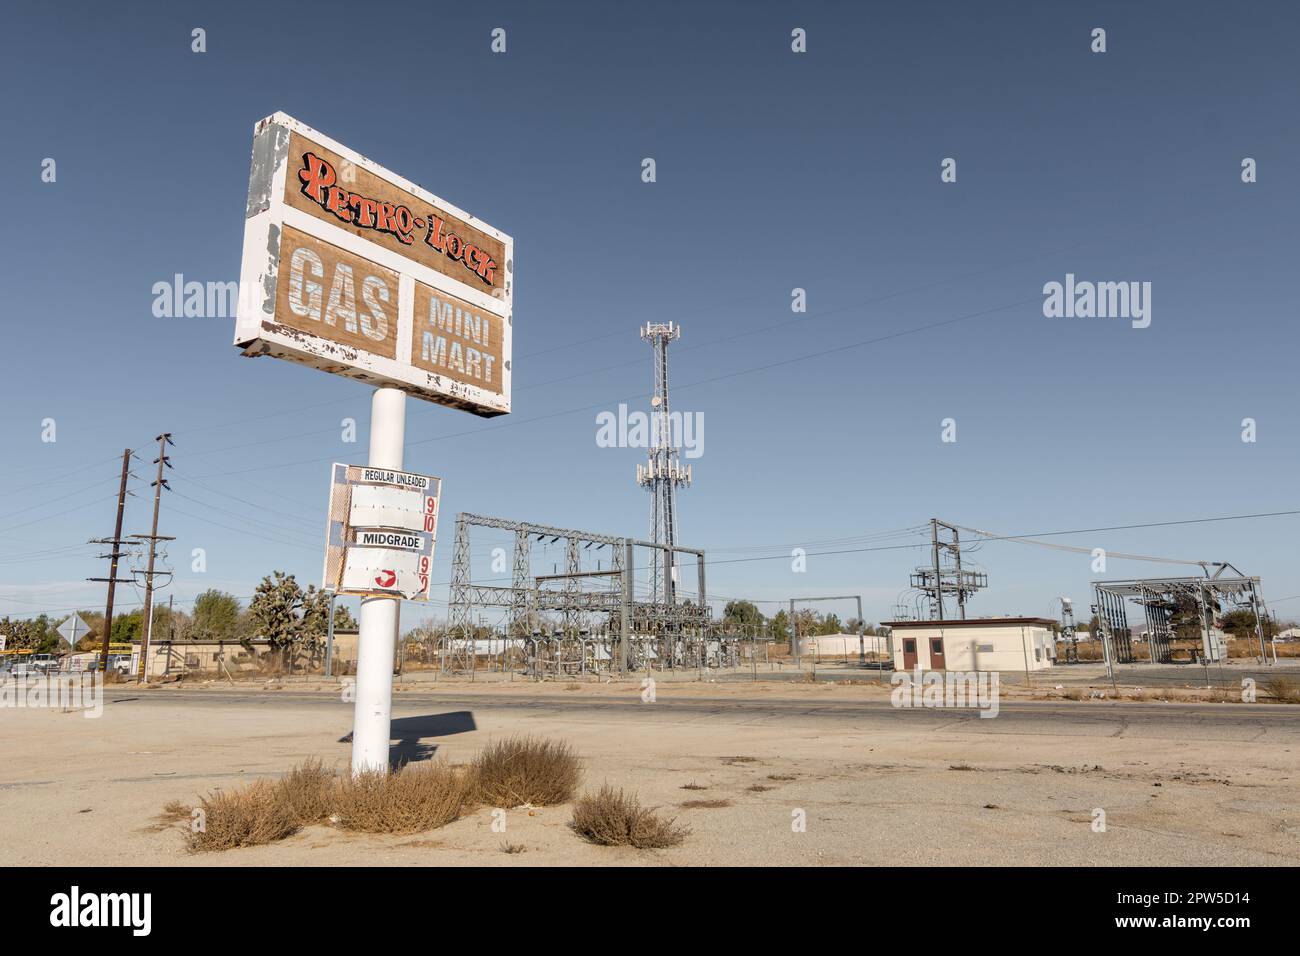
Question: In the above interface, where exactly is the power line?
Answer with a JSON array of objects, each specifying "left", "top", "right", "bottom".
[
  {"left": 164, "top": 504, "right": 322, "bottom": 554},
  {"left": 0, "top": 492, "right": 123, "bottom": 538},
  {"left": 700, "top": 508, "right": 1300, "bottom": 569},
  {"left": 168, "top": 488, "right": 320, "bottom": 543}
]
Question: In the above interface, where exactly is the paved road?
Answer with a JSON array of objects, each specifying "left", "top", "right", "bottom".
[{"left": 103, "top": 688, "right": 1300, "bottom": 744}]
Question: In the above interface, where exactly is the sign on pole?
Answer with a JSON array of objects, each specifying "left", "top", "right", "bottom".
[
  {"left": 234, "top": 112, "right": 513, "bottom": 418},
  {"left": 324, "top": 463, "right": 440, "bottom": 601},
  {"left": 57, "top": 613, "right": 91, "bottom": 647}
]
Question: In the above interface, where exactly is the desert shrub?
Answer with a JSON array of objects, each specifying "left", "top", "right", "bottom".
[
  {"left": 571, "top": 785, "right": 688, "bottom": 849},
  {"left": 334, "top": 760, "right": 477, "bottom": 834},
  {"left": 473, "top": 735, "right": 581, "bottom": 807},
  {"left": 185, "top": 779, "right": 299, "bottom": 852},
  {"left": 1263, "top": 675, "right": 1300, "bottom": 703},
  {"left": 276, "top": 758, "right": 335, "bottom": 826}
]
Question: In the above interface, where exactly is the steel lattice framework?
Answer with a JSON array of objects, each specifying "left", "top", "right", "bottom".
[
  {"left": 446, "top": 512, "right": 712, "bottom": 675},
  {"left": 637, "top": 322, "right": 692, "bottom": 606},
  {"left": 910, "top": 519, "right": 987, "bottom": 620},
  {"left": 1091, "top": 563, "right": 1270, "bottom": 667}
]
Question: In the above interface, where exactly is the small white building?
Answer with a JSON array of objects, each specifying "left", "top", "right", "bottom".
[
  {"left": 796, "top": 632, "right": 890, "bottom": 658},
  {"left": 886, "top": 617, "right": 1057, "bottom": 672}
]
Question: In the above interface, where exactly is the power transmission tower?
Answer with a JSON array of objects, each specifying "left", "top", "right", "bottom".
[
  {"left": 1059, "top": 597, "right": 1079, "bottom": 663},
  {"left": 636, "top": 323, "right": 691, "bottom": 606},
  {"left": 133, "top": 433, "right": 174, "bottom": 682},
  {"left": 88, "top": 448, "right": 135, "bottom": 672},
  {"left": 910, "top": 518, "right": 988, "bottom": 620}
]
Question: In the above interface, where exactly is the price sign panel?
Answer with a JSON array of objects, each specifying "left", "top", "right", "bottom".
[{"left": 323, "top": 463, "right": 440, "bottom": 600}]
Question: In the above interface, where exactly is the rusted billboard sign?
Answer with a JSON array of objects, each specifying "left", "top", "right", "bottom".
[{"left": 234, "top": 112, "right": 512, "bottom": 417}]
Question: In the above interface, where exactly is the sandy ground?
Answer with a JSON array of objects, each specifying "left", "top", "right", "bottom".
[{"left": 2, "top": 678, "right": 1299, "bottom": 866}]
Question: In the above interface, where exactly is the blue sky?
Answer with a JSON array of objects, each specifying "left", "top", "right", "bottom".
[{"left": 2, "top": 0, "right": 1298, "bottom": 628}]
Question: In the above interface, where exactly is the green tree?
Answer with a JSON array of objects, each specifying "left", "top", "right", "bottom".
[
  {"left": 249, "top": 571, "right": 307, "bottom": 664},
  {"left": 111, "top": 610, "right": 143, "bottom": 645},
  {"left": 723, "top": 599, "right": 764, "bottom": 632},
  {"left": 192, "top": 589, "right": 242, "bottom": 641},
  {"left": 769, "top": 609, "right": 789, "bottom": 642},
  {"left": 249, "top": 573, "right": 350, "bottom": 666},
  {"left": 1220, "top": 608, "right": 1277, "bottom": 640},
  {"left": 0, "top": 614, "right": 56, "bottom": 652},
  {"left": 300, "top": 586, "right": 342, "bottom": 657}
]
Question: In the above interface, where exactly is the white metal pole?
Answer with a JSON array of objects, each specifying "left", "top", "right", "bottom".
[{"left": 350, "top": 387, "right": 407, "bottom": 776}]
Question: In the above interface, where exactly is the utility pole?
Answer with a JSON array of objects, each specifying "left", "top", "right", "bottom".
[
  {"left": 89, "top": 449, "right": 134, "bottom": 673},
  {"left": 325, "top": 590, "right": 337, "bottom": 679},
  {"left": 913, "top": 519, "right": 987, "bottom": 621},
  {"left": 931, "top": 519, "right": 944, "bottom": 621},
  {"left": 134, "top": 433, "right": 174, "bottom": 683}
]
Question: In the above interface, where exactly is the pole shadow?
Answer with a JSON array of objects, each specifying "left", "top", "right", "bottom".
[{"left": 338, "top": 711, "right": 477, "bottom": 766}]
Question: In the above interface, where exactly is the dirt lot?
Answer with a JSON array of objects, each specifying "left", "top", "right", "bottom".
[{"left": 2, "top": 678, "right": 1298, "bottom": 866}]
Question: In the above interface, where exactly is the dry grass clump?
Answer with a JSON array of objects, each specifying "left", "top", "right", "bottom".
[
  {"left": 571, "top": 785, "right": 688, "bottom": 849},
  {"left": 1263, "top": 675, "right": 1300, "bottom": 703},
  {"left": 679, "top": 798, "right": 731, "bottom": 809},
  {"left": 146, "top": 800, "right": 193, "bottom": 832},
  {"left": 185, "top": 779, "right": 299, "bottom": 852},
  {"left": 157, "top": 800, "right": 192, "bottom": 825},
  {"left": 179, "top": 758, "right": 476, "bottom": 850},
  {"left": 172, "top": 737, "right": 587, "bottom": 853},
  {"left": 334, "top": 760, "right": 478, "bottom": 834},
  {"left": 276, "top": 757, "right": 335, "bottom": 826},
  {"left": 473, "top": 735, "right": 581, "bottom": 807},
  {"left": 680, "top": 781, "right": 708, "bottom": 790}
]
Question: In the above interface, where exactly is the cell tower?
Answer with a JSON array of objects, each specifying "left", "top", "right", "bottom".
[{"left": 636, "top": 322, "right": 692, "bottom": 605}]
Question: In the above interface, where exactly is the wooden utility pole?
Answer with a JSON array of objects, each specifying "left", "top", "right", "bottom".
[
  {"left": 134, "top": 434, "right": 174, "bottom": 683},
  {"left": 89, "top": 449, "right": 133, "bottom": 673}
]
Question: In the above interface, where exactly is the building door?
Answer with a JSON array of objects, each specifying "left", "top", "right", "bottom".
[
  {"left": 902, "top": 638, "right": 918, "bottom": 669},
  {"left": 929, "top": 637, "right": 947, "bottom": 670}
]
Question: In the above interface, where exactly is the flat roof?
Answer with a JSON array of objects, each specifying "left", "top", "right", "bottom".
[{"left": 885, "top": 617, "right": 1057, "bottom": 629}]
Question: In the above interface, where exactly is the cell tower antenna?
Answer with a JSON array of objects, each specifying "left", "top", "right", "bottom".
[{"left": 636, "top": 322, "right": 691, "bottom": 605}]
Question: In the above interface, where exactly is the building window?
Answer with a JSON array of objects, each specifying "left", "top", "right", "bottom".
[{"left": 930, "top": 639, "right": 943, "bottom": 655}]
